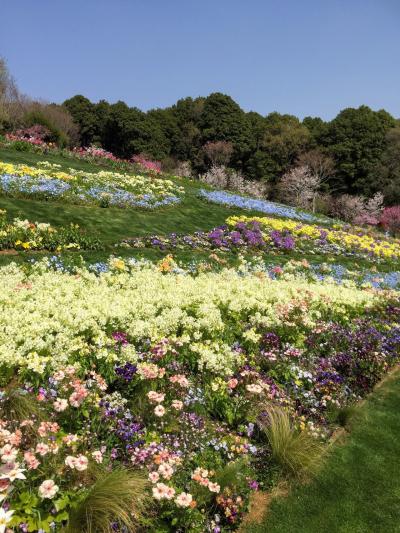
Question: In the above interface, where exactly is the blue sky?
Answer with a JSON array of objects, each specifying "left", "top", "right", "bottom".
[{"left": 1, "top": 0, "right": 399, "bottom": 119}]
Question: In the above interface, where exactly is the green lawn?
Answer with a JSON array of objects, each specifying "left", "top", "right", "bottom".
[{"left": 247, "top": 368, "right": 400, "bottom": 533}]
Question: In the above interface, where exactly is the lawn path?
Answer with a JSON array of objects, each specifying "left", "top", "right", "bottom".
[{"left": 246, "top": 368, "right": 400, "bottom": 533}]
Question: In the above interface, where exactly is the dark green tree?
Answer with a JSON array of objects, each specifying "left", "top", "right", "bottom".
[
  {"left": 324, "top": 106, "right": 396, "bottom": 194},
  {"left": 63, "top": 95, "right": 98, "bottom": 146}
]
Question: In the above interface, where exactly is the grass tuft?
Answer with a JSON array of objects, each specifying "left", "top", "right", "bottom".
[
  {"left": 64, "top": 468, "right": 150, "bottom": 533},
  {"left": 261, "top": 405, "right": 324, "bottom": 478}
]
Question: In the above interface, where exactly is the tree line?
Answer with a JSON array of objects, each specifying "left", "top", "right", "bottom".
[
  {"left": 63, "top": 93, "right": 400, "bottom": 204},
  {"left": 1, "top": 57, "right": 399, "bottom": 205}
]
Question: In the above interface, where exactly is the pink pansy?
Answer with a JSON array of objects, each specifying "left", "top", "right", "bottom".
[
  {"left": 65, "top": 456, "right": 76, "bottom": 469},
  {"left": 147, "top": 391, "right": 165, "bottom": 404}
]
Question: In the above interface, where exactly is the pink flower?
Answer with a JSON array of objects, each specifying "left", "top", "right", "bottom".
[
  {"left": 53, "top": 398, "right": 68, "bottom": 412},
  {"left": 152, "top": 482, "right": 169, "bottom": 500},
  {"left": 175, "top": 492, "right": 193, "bottom": 507},
  {"left": 148, "top": 471, "right": 160, "bottom": 483},
  {"left": 65, "top": 456, "right": 76, "bottom": 469},
  {"left": 0, "top": 462, "right": 26, "bottom": 481},
  {"left": 208, "top": 482, "right": 220, "bottom": 493},
  {"left": 38, "top": 479, "right": 59, "bottom": 499},
  {"left": 35, "top": 443, "right": 50, "bottom": 456},
  {"left": 74, "top": 455, "right": 88, "bottom": 472},
  {"left": 227, "top": 378, "right": 238, "bottom": 389},
  {"left": 171, "top": 400, "right": 183, "bottom": 410},
  {"left": 91, "top": 450, "right": 103, "bottom": 464},
  {"left": 147, "top": 391, "right": 165, "bottom": 404},
  {"left": 24, "top": 451, "right": 40, "bottom": 470},
  {"left": 158, "top": 463, "right": 174, "bottom": 480},
  {"left": 154, "top": 405, "right": 165, "bottom": 417},
  {"left": 0, "top": 445, "right": 18, "bottom": 463}
]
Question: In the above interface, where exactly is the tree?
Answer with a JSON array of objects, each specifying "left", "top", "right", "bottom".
[
  {"left": 199, "top": 93, "right": 252, "bottom": 168},
  {"left": 203, "top": 140, "right": 233, "bottom": 166},
  {"left": 260, "top": 113, "right": 311, "bottom": 184},
  {"left": 0, "top": 57, "right": 24, "bottom": 131},
  {"left": 370, "top": 126, "right": 400, "bottom": 204},
  {"left": 63, "top": 95, "right": 98, "bottom": 146},
  {"left": 324, "top": 106, "right": 396, "bottom": 194},
  {"left": 296, "top": 149, "right": 335, "bottom": 211},
  {"left": 278, "top": 165, "right": 320, "bottom": 210}
]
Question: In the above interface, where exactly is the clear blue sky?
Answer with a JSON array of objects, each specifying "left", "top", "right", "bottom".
[{"left": 1, "top": 0, "right": 399, "bottom": 119}]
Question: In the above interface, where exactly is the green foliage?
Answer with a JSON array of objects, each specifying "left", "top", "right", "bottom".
[
  {"left": 262, "top": 405, "right": 324, "bottom": 477},
  {"left": 324, "top": 105, "right": 396, "bottom": 195},
  {"left": 64, "top": 468, "right": 150, "bottom": 533}
]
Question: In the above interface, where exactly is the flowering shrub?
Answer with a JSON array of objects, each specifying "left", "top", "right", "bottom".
[
  {"left": 0, "top": 210, "right": 101, "bottom": 252},
  {"left": 5, "top": 125, "right": 53, "bottom": 147},
  {"left": 380, "top": 206, "right": 400, "bottom": 235},
  {"left": 0, "top": 257, "right": 398, "bottom": 531},
  {"left": 72, "top": 145, "right": 120, "bottom": 162},
  {"left": 200, "top": 166, "right": 269, "bottom": 199},
  {"left": 131, "top": 154, "right": 162, "bottom": 173},
  {"left": 199, "top": 189, "right": 327, "bottom": 223},
  {"left": 0, "top": 161, "right": 184, "bottom": 210}
]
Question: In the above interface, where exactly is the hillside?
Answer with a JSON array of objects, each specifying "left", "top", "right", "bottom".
[{"left": 0, "top": 147, "right": 399, "bottom": 533}]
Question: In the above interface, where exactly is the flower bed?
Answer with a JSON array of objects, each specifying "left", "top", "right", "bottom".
[
  {"left": 0, "top": 258, "right": 399, "bottom": 531},
  {"left": 0, "top": 210, "right": 101, "bottom": 252},
  {"left": 120, "top": 220, "right": 294, "bottom": 252},
  {"left": 199, "top": 189, "right": 329, "bottom": 223},
  {"left": 227, "top": 215, "right": 400, "bottom": 264},
  {"left": 0, "top": 161, "right": 184, "bottom": 209}
]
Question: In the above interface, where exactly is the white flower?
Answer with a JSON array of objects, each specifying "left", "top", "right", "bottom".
[
  {"left": 39, "top": 479, "right": 59, "bottom": 499},
  {"left": 0, "top": 508, "right": 14, "bottom": 532},
  {"left": 0, "top": 462, "right": 26, "bottom": 481},
  {"left": 175, "top": 492, "right": 193, "bottom": 507}
]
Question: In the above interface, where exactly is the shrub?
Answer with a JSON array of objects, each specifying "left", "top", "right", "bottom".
[
  {"left": 380, "top": 206, "right": 400, "bottom": 235},
  {"left": 261, "top": 405, "right": 324, "bottom": 477}
]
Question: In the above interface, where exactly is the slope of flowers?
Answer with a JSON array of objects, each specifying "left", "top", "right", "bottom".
[
  {"left": 227, "top": 215, "right": 400, "bottom": 264},
  {"left": 199, "top": 189, "right": 329, "bottom": 223},
  {"left": 0, "top": 210, "right": 101, "bottom": 251},
  {"left": 0, "top": 258, "right": 399, "bottom": 531},
  {"left": 0, "top": 161, "right": 184, "bottom": 209}
]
